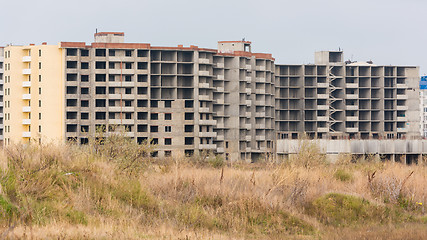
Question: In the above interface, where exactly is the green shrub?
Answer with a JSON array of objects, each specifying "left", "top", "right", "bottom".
[
  {"left": 65, "top": 208, "right": 88, "bottom": 225},
  {"left": 0, "top": 195, "right": 18, "bottom": 220},
  {"left": 306, "top": 193, "right": 379, "bottom": 226},
  {"left": 334, "top": 169, "right": 353, "bottom": 182},
  {"left": 208, "top": 155, "right": 225, "bottom": 168}
]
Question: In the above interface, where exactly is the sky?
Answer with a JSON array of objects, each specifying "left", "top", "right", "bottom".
[{"left": 1, "top": 0, "right": 426, "bottom": 75}]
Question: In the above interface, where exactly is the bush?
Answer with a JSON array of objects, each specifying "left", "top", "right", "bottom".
[
  {"left": 208, "top": 155, "right": 224, "bottom": 168},
  {"left": 334, "top": 169, "right": 353, "bottom": 182}
]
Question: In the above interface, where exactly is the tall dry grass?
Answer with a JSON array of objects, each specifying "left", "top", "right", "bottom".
[{"left": 0, "top": 137, "right": 427, "bottom": 239}]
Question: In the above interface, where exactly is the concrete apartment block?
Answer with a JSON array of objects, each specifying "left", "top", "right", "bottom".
[
  {"left": 59, "top": 33, "right": 275, "bottom": 161},
  {"left": 275, "top": 51, "right": 420, "bottom": 140}
]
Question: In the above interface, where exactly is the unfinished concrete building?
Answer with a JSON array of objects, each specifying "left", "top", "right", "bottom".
[
  {"left": 59, "top": 33, "right": 275, "bottom": 161},
  {"left": 275, "top": 51, "right": 420, "bottom": 140}
]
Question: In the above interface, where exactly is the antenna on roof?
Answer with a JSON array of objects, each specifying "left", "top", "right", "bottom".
[
  {"left": 242, "top": 37, "right": 245, "bottom": 42},
  {"left": 96, "top": 28, "right": 98, "bottom": 34}
]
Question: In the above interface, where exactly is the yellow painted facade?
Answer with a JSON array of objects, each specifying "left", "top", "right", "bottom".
[{"left": 3, "top": 44, "right": 64, "bottom": 145}]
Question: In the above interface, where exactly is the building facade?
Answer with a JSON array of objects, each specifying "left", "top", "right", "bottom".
[
  {"left": 275, "top": 51, "right": 420, "bottom": 140},
  {"left": 2, "top": 33, "right": 421, "bottom": 161},
  {"left": 0, "top": 47, "right": 4, "bottom": 142},
  {"left": 3, "top": 43, "right": 65, "bottom": 145}
]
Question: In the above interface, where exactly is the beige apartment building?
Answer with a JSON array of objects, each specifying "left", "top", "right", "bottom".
[
  {"left": 2, "top": 32, "right": 421, "bottom": 161},
  {"left": 3, "top": 43, "right": 64, "bottom": 145},
  {"left": 0, "top": 47, "right": 3, "bottom": 141}
]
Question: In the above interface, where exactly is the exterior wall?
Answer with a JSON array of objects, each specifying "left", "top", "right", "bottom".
[{"left": 3, "top": 44, "right": 64, "bottom": 145}]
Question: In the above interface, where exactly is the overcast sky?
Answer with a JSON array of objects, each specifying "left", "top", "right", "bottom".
[{"left": 1, "top": 0, "right": 426, "bottom": 75}]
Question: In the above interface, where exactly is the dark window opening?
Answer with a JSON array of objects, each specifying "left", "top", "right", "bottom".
[
  {"left": 96, "top": 74, "right": 106, "bottom": 82},
  {"left": 185, "top": 112, "right": 194, "bottom": 120},
  {"left": 150, "top": 126, "right": 158, "bottom": 132},
  {"left": 66, "top": 99, "right": 77, "bottom": 107},
  {"left": 96, "top": 86, "right": 106, "bottom": 94},
  {"left": 66, "top": 49, "right": 77, "bottom": 56},
  {"left": 81, "top": 62, "right": 89, "bottom": 69},
  {"left": 81, "top": 88, "right": 89, "bottom": 94},
  {"left": 67, "top": 74, "right": 77, "bottom": 81},
  {"left": 66, "top": 124, "right": 77, "bottom": 132},
  {"left": 137, "top": 125, "right": 148, "bottom": 132},
  {"left": 151, "top": 100, "right": 158, "bottom": 108},
  {"left": 66, "top": 86, "right": 77, "bottom": 94},
  {"left": 95, "top": 99, "right": 106, "bottom": 107},
  {"left": 95, "top": 49, "right": 106, "bottom": 57},
  {"left": 81, "top": 49, "right": 89, "bottom": 57},
  {"left": 185, "top": 137, "right": 194, "bottom": 145},
  {"left": 184, "top": 125, "right": 194, "bottom": 132},
  {"left": 137, "top": 100, "right": 148, "bottom": 107},
  {"left": 66, "top": 112, "right": 77, "bottom": 119},
  {"left": 137, "top": 75, "right": 148, "bottom": 82},
  {"left": 81, "top": 112, "right": 89, "bottom": 119},
  {"left": 95, "top": 112, "right": 106, "bottom": 120},
  {"left": 81, "top": 125, "right": 89, "bottom": 133},
  {"left": 185, "top": 100, "right": 193, "bottom": 108},
  {"left": 95, "top": 61, "right": 106, "bottom": 69},
  {"left": 67, "top": 61, "right": 77, "bottom": 69},
  {"left": 137, "top": 112, "right": 148, "bottom": 120},
  {"left": 151, "top": 113, "right": 158, "bottom": 120},
  {"left": 81, "top": 100, "right": 89, "bottom": 107},
  {"left": 81, "top": 75, "right": 89, "bottom": 82}
]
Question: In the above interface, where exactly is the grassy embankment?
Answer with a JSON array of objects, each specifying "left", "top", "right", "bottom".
[{"left": 1, "top": 137, "right": 427, "bottom": 239}]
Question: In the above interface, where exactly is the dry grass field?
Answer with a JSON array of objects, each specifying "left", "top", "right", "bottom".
[{"left": 1, "top": 137, "right": 427, "bottom": 239}]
